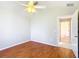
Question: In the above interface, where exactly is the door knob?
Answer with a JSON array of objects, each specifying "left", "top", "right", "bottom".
[{"left": 74, "top": 36, "right": 78, "bottom": 37}]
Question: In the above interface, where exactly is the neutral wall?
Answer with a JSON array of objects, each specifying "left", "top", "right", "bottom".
[
  {"left": 0, "top": 2, "right": 30, "bottom": 50},
  {"left": 31, "top": 7, "right": 75, "bottom": 46}
]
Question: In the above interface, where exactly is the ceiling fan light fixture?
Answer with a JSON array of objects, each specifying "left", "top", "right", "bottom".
[
  {"left": 26, "top": 6, "right": 36, "bottom": 13},
  {"left": 17, "top": 0, "right": 46, "bottom": 14},
  {"left": 26, "top": 0, "right": 36, "bottom": 13}
]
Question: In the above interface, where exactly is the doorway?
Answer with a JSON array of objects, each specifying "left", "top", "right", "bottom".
[{"left": 59, "top": 18, "right": 71, "bottom": 47}]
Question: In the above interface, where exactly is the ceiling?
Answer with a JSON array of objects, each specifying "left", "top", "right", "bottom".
[
  {"left": 0, "top": 1, "right": 78, "bottom": 16},
  {"left": 0, "top": 1, "right": 78, "bottom": 7}
]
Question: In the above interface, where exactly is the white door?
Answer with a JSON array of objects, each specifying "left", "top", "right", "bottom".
[{"left": 71, "top": 10, "right": 78, "bottom": 57}]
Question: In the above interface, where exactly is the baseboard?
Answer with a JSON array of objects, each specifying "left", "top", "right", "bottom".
[
  {"left": 31, "top": 40, "right": 73, "bottom": 49},
  {"left": 31, "top": 40, "right": 58, "bottom": 47},
  {"left": 0, "top": 40, "right": 30, "bottom": 51},
  {"left": 0, "top": 40, "right": 57, "bottom": 51}
]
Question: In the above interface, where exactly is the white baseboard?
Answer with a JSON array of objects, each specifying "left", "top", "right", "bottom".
[
  {"left": 31, "top": 40, "right": 58, "bottom": 47},
  {"left": 0, "top": 40, "right": 30, "bottom": 51},
  {"left": 0, "top": 40, "right": 57, "bottom": 51}
]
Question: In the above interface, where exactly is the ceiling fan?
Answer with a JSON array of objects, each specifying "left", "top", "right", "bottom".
[{"left": 17, "top": 0, "right": 46, "bottom": 13}]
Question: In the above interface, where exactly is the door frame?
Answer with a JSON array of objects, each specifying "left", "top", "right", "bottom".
[
  {"left": 57, "top": 15, "right": 72, "bottom": 45},
  {"left": 60, "top": 18, "right": 71, "bottom": 43}
]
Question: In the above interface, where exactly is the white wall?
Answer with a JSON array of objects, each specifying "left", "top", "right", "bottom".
[
  {"left": 31, "top": 7, "right": 75, "bottom": 46},
  {"left": 0, "top": 2, "right": 30, "bottom": 50}
]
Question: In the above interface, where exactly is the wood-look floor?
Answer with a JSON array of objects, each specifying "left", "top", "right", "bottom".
[{"left": 0, "top": 41, "right": 75, "bottom": 58}]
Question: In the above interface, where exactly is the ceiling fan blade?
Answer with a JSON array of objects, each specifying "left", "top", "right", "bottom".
[
  {"left": 34, "top": 1, "right": 38, "bottom": 5},
  {"left": 16, "top": 2, "right": 28, "bottom": 7},
  {"left": 35, "top": 5, "right": 46, "bottom": 9}
]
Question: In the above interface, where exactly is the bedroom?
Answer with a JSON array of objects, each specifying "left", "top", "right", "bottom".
[{"left": 0, "top": 1, "right": 78, "bottom": 58}]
